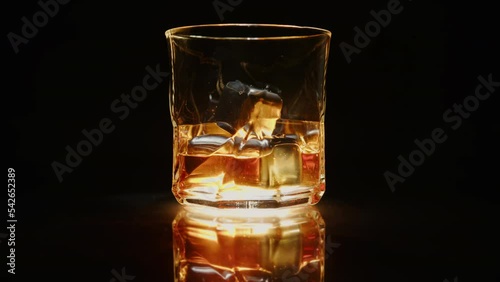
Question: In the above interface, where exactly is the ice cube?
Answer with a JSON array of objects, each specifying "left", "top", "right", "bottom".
[
  {"left": 188, "top": 136, "right": 232, "bottom": 155},
  {"left": 202, "top": 122, "right": 234, "bottom": 137},
  {"left": 209, "top": 80, "right": 283, "bottom": 140},
  {"left": 216, "top": 121, "right": 236, "bottom": 135},
  {"left": 213, "top": 80, "right": 250, "bottom": 128},
  {"left": 237, "top": 88, "right": 283, "bottom": 139},
  {"left": 261, "top": 140, "right": 302, "bottom": 187},
  {"left": 187, "top": 122, "right": 235, "bottom": 155},
  {"left": 233, "top": 137, "right": 271, "bottom": 158},
  {"left": 198, "top": 79, "right": 284, "bottom": 167}
]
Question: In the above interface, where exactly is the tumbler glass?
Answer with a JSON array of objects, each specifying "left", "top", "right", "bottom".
[{"left": 165, "top": 24, "right": 331, "bottom": 208}]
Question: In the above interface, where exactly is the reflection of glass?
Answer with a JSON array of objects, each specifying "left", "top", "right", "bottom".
[
  {"left": 165, "top": 24, "right": 331, "bottom": 208},
  {"left": 172, "top": 206, "right": 325, "bottom": 281}
]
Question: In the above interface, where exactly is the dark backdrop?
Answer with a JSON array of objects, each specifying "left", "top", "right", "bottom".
[{"left": 3, "top": 0, "right": 499, "bottom": 281}]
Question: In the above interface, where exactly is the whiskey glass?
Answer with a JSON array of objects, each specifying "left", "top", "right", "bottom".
[{"left": 166, "top": 24, "right": 331, "bottom": 208}]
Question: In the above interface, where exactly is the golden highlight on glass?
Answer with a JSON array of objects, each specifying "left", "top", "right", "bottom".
[
  {"left": 173, "top": 206, "right": 325, "bottom": 281},
  {"left": 166, "top": 24, "right": 331, "bottom": 208}
]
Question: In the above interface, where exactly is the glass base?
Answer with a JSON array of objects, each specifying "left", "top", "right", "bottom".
[{"left": 173, "top": 183, "right": 325, "bottom": 208}]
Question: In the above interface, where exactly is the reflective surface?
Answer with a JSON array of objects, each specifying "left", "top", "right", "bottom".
[
  {"left": 17, "top": 192, "right": 498, "bottom": 282},
  {"left": 172, "top": 206, "right": 325, "bottom": 281}
]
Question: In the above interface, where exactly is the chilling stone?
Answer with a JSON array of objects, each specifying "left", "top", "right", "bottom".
[{"left": 261, "top": 140, "right": 302, "bottom": 187}]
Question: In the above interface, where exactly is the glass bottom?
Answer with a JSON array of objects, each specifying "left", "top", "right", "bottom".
[{"left": 173, "top": 183, "right": 325, "bottom": 208}]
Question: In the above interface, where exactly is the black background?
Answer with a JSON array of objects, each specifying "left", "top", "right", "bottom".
[{"left": 3, "top": 0, "right": 499, "bottom": 281}]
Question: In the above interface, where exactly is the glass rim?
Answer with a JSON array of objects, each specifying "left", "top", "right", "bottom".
[{"left": 165, "top": 23, "right": 331, "bottom": 40}]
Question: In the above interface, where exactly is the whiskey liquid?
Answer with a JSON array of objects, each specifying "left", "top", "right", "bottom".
[{"left": 172, "top": 119, "right": 325, "bottom": 208}]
